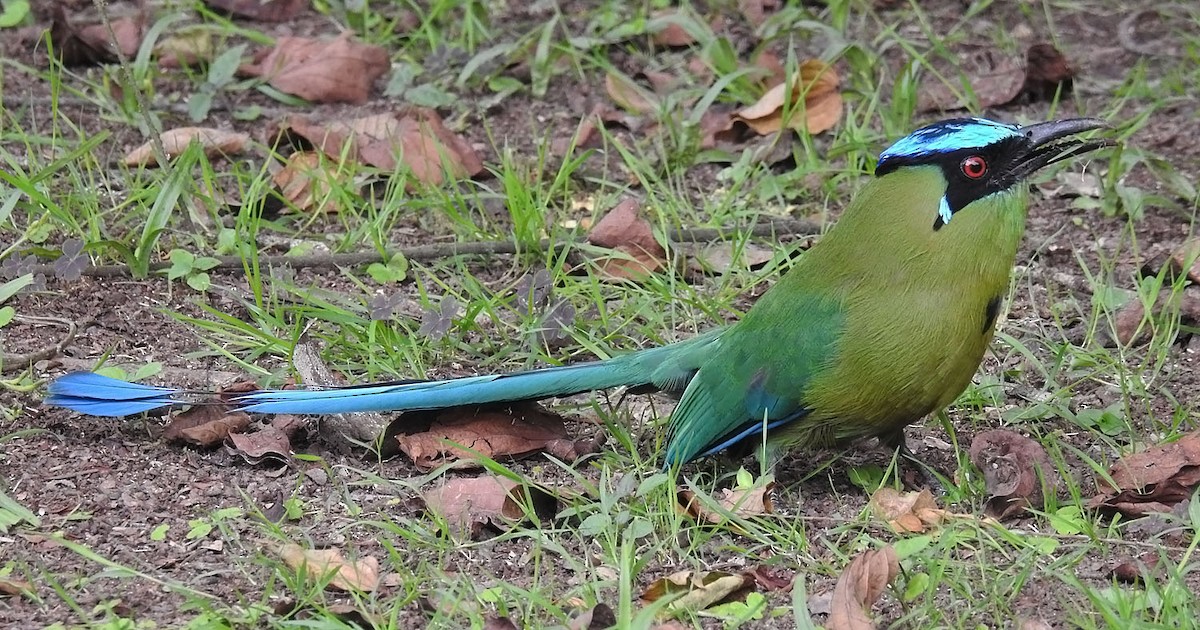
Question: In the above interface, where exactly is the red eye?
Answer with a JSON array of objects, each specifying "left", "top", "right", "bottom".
[{"left": 961, "top": 155, "right": 987, "bottom": 179}]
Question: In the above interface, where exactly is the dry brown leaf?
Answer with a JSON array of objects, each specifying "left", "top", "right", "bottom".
[
  {"left": 271, "top": 151, "right": 348, "bottom": 213},
  {"left": 483, "top": 617, "right": 519, "bottom": 630},
  {"left": 422, "top": 475, "right": 556, "bottom": 537},
  {"left": 228, "top": 425, "right": 291, "bottom": 461},
  {"left": 1023, "top": 43, "right": 1074, "bottom": 102},
  {"left": 123, "top": 127, "right": 250, "bottom": 167},
  {"left": 737, "top": 0, "right": 782, "bottom": 27},
  {"left": 568, "top": 603, "right": 616, "bottom": 630},
  {"left": 640, "top": 570, "right": 751, "bottom": 613},
  {"left": 277, "top": 543, "right": 379, "bottom": 592},
  {"left": 0, "top": 578, "right": 33, "bottom": 598},
  {"left": 919, "top": 49, "right": 1024, "bottom": 112},
  {"left": 969, "top": 430, "right": 1055, "bottom": 519},
  {"left": 155, "top": 29, "right": 214, "bottom": 69},
  {"left": 164, "top": 406, "right": 250, "bottom": 447},
  {"left": 283, "top": 109, "right": 483, "bottom": 185},
  {"left": 745, "top": 565, "right": 793, "bottom": 591},
  {"left": 395, "top": 403, "right": 586, "bottom": 471},
  {"left": 203, "top": 0, "right": 308, "bottom": 21},
  {"left": 678, "top": 482, "right": 775, "bottom": 524},
  {"left": 604, "top": 72, "right": 659, "bottom": 114},
  {"left": 551, "top": 104, "right": 637, "bottom": 155},
  {"left": 240, "top": 33, "right": 389, "bottom": 104},
  {"left": 826, "top": 547, "right": 899, "bottom": 630},
  {"left": 650, "top": 11, "right": 697, "bottom": 47},
  {"left": 734, "top": 60, "right": 842, "bottom": 135},
  {"left": 586, "top": 198, "right": 668, "bottom": 282},
  {"left": 750, "top": 51, "right": 787, "bottom": 90},
  {"left": 685, "top": 241, "right": 774, "bottom": 275},
  {"left": 50, "top": 6, "right": 145, "bottom": 67},
  {"left": 1169, "top": 238, "right": 1200, "bottom": 284},
  {"left": 1089, "top": 431, "right": 1200, "bottom": 517},
  {"left": 869, "top": 488, "right": 953, "bottom": 533}
]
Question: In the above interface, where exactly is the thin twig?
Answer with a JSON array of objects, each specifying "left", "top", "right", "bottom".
[
  {"left": 21, "top": 218, "right": 821, "bottom": 280},
  {"left": 1, "top": 315, "right": 94, "bottom": 373}
]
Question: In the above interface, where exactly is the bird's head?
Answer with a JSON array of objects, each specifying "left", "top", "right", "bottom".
[{"left": 876, "top": 117, "right": 1111, "bottom": 230}]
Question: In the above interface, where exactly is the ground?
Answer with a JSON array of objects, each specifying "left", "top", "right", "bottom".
[{"left": 2, "top": 0, "right": 1200, "bottom": 628}]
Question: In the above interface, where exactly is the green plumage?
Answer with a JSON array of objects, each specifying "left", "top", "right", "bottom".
[{"left": 46, "top": 117, "right": 1110, "bottom": 471}]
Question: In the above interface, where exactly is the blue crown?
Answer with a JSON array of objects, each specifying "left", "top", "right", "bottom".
[{"left": 878, "top": 118, "right": 1021, "bottom": 169}]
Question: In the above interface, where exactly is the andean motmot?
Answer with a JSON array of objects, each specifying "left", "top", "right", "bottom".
[{"left": 46, "top": 117, "right": 1111, "bottom": 466}]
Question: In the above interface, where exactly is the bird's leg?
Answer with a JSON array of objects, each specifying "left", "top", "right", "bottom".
[{"left": 880, "top": 429, "right": 947, "bottom": 494}]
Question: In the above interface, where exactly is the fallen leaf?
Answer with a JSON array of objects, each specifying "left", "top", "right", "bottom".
[
  {"left": 155, "top": 28, "right": 214, "bottom": 68},
  {"left": 869, "top": 488, "right": 954, "bottom": 533},
  {"left": 395, "top": 403, "right": 587, "bottom": 471},
  {"left": 421, "top": 475, "right": 557, "bottom": 537},
  {"left": 228, "top": 425, "right": 291, "bottom": 462},
  {"left": 271, "top": 151, "right": 348, "bottom": 213},
  {"left": 605, "top": 71, "right": 659, "bottom": 114},
  {"left": 240, "top": 33, "right": 389, "bottom": 104},
  {"left": 1023, "top": 43, "right": 1074, "bottom": 102},
  {"left": 737, "top": 0, "right": 782, "bottom": 27},
  {"left": 734, "top": 60, "right": 842, "bottom": 135},
  {"left": 203, "top": 0, "right": 308, "bottom": 21},
  {"left": 277, "top": 543, "right": 379, "bottom": 592},
  {"left": 282, "top": 109, "right": 483, "bottom": 185},
  {"left": 826, "top": 547, "right": 899, "bottom": 630},
  {"left": 968, "top": 430, "right": 1055, "bottom": 519},
  {"left": 745, "top": 565, "right": 793, "bottom": 591},
  {"left": 678, "top": 482, "right": 775, "bottom": 524},
  {"left": 1089, "top": 431, "right": 1200, "bottom": 517},
  {"left": 569, "top": 603, "right": 616, "bottom": 630},
  {"left": 552, "top": 103, "right": 637, "bottom": 155},
  {"left": 685, "top": 241, "right": 774, "bottom": 275},
  {"left": 641, "top": 570, "right": 751, "bottom": 613},
  {"left": 919, "top": 49, "right": 1024, "bottom": 112},
  {"left": 1169, "top": 238, "right": 1200, "bottom": 284},
  {"left": 49, "top": 6, "right": 145, "bottom": 66},
  {"left": 586, "top": 198, "right": 668, "bottom": 282},
  {"left": 1108, "top": 551, "right": 1159, "bottom": 585},
  {"left": 650, "top": 11, "right": 697, "bottom": 47},
  {"left": 483, "top": 617, "right": 519, "bottom": 630},
  {"left": 0, "top": 577, "right": 33, "bottom": 598},
  {"left": 750, "top": 51, "right": 787, "bottom": 90},
  {"left": 1112, "top": 298, "right": 1147, "bottom": 346},
  {"left": 164, "top": 406, "right": 250, "bottom": 447},
  {"left": 123, "top": 127, "right": 250, "bottom": 167}
]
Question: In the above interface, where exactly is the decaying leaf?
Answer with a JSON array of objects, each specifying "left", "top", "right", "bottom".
[
  {"left": 678, "top": 482, "right": 775, "bottom": 524},
  {"left": 568, "top": 603, "right": 616, "bottom": 630},
  {"left": 826, "top": 546, "right": 899, "bottom": 630},
  {"left": 649, "top": 11, "right": 698, "bottom": 47},
  {"left": 277, "top": 543, "right": 379, "bottom": 592},
  {"left": 203, "top": 0, "right": 308, "bottom": 21},
  {"left": 271, "top": 151, "right": 351, "bottom": 213},
  {"left": 155, "top": 28, "right": 214, "bottom": 68},
  {"left": 585, "top": 198, "right": 668, "bottom": 281},
  {"left": 1023, "top": 43, "right": 1074, "bottom": 101},
  {"left": 49, "top": 6, "right": 145, "bottom": 67},
  {"left": 737, "top": 0, "right": 782, "bottom": 27},
  {"left": 919, "top": 49, "right": 1025, "bottom": 112},
  {"left": 395, "top": 403, "right": 595, "bottom": 471},
  {"left": 240, "top": 33, "right": 389, "bottom": 104},
  {"left": 605, "top": 71, "right": 660, "bottom": 114},
  {"left": 684, "top": 241, "right": 774, "bottom": 275},
  {"left": 163, "top": 405, "right": 250, "bottom": 448},
  {"left": 641, "top": 570, "right": 751, "bottom": 613},
  {"left": 1089, "top": 431, "right": 1200, "bottom": 517},
  {"left": 1168, "top": 237, "right": 1200, "bottom": 284},
  {"left": 281, "top": 109, "right": 483, "bottom": 185},
  {"left": 968, "top": 430, "right": 1055, "bottom": 519},
  {"left": 228, "top": 424, "right": 291, "bottom": 462},
  {"left": 868, "top": 488, "right": 957, "bottom": 533},
  {"left": 123, "top": 127, "right": 250, "bottom": 167},
  {"left": 421, "top": 475, "right": 557, "bottom": 537},
  {"left": 0, "top": 577, "right": 33, "bottom": 598},
  {"left": 551, "top": 103, "right": 638, "bottom": 155},
  {"left": 733, "top": 60, "right": 842, "bottom": 136}
]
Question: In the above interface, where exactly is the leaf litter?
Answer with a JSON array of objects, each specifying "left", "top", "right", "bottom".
[
  {"left": 1088, "top": 431, "right": 1200, "bottom": 517},
  {"left": 239, "top": 33, "right": 390, "bottom": 104}
]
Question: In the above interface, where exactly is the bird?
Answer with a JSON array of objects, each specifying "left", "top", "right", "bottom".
[{"left": 46, "top": 117, "right": 1111, "bottom": 467}]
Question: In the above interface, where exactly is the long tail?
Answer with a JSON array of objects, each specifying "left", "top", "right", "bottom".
[{"left": 45, "top": 331, "right": 721, "bottom": 418}]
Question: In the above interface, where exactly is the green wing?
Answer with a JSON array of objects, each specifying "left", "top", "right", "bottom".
[{"left": 663, "top": 287, "right": 845, "bottom": 465}]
